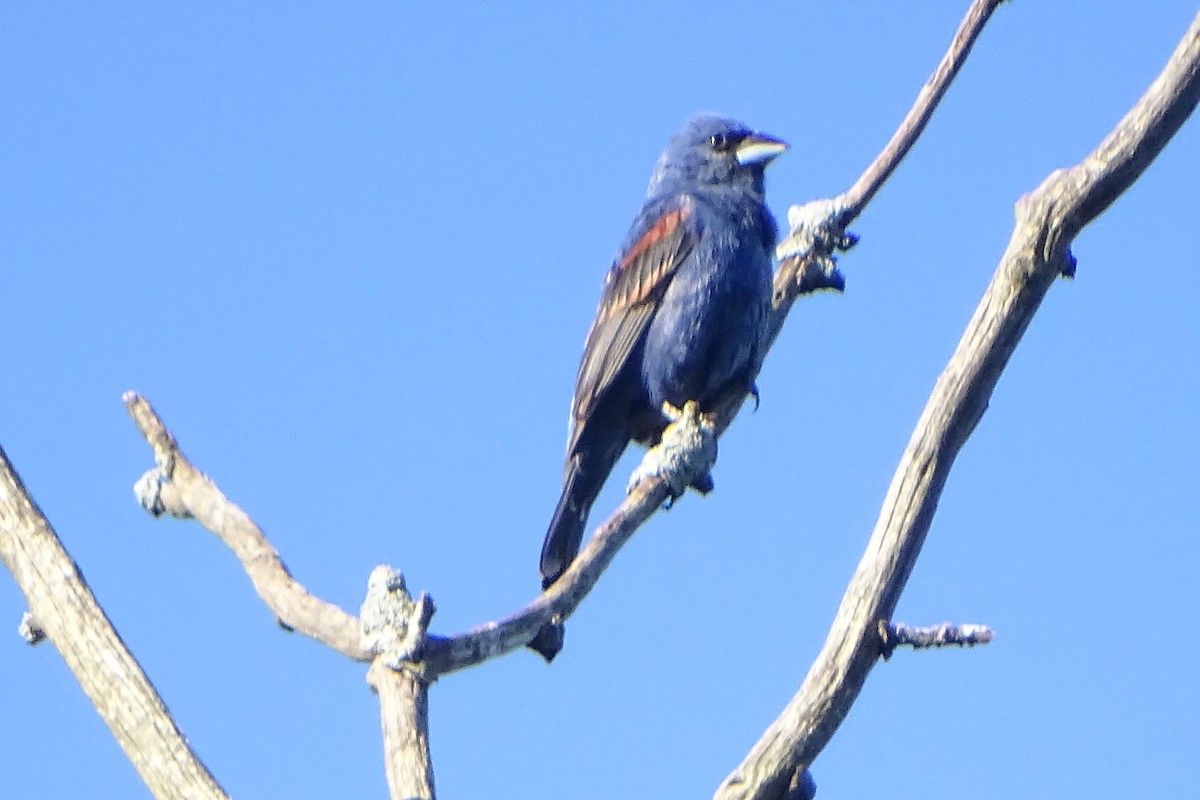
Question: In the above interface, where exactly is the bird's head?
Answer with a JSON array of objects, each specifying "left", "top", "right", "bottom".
[{"left": 647, "top": 115, "right": 788, "bottom": 198}]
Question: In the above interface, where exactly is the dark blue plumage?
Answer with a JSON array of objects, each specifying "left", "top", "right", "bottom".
[{"left": 532, "top": 115, "right": 786, "bottom": 660}]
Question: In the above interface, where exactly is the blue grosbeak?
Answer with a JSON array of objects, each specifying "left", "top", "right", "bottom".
[{"left": 532, "top": 115, "right": 787, "bottom": 660}]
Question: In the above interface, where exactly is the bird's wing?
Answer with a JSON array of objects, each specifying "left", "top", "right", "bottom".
[{"left": 568, "top": 194, "right": 700, "bottom": 451}]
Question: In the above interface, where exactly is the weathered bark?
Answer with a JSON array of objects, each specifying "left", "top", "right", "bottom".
[
  {"left": 361, "top": 567, "right": 438, "bottom": 800},
  {"left": 369, "top": 663, "right": 436, "bottom": 800},
  {"left": 715, "top": 10, "right": 1200, "bottom": 800},
  {"left": 0, "top": 446, "right": 228, "bottom": 800}
]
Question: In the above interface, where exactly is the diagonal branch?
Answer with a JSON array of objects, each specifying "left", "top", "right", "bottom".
[
  {"left": 0, "top": 445, "right": 229, "bottom": 800},
  {"left": 837, "top": 0, "right": 1008, "bottom": 225},
  {"left": 422, "top": 474, "right": 674, "bottom": 674},
  {"left": 716, "top": 10, "right": 1200, "bottom": 800}
]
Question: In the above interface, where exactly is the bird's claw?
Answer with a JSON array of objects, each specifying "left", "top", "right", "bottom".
[
  {"left": 627, "top": 400, "right": 718, "bottom": 501},
  {"left": 772, "top": 198, "right": 853, "bottom": 305},
  {"left": 782, "top": 198, "right": 854, "bottom": 253},
  {"left": 837, "top": 230, "right": 859, "bottom": 252}
]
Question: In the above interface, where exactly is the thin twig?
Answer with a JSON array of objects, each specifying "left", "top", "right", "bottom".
[
  {"left": 879, "top": 621, "right": 995, "bottom": 659},
  {"left": 838, "top": 0, "right": 1008, "bottom": 225},
  {"left": 767, "top": 0, "right": 1007, "bottom": 313}
]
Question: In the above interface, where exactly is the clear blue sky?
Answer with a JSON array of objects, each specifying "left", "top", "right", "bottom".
[{"left": 2, "top": 3, "right": 1197, "bottom": 798}]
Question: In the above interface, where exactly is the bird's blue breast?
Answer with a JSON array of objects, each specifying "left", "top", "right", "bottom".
[{"left": 640, "top": 193, "right": 773, "bottom": 411}]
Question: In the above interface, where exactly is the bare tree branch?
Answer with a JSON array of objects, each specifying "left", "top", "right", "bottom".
[
  {"left": 879, "top": 621, "right": 995, "bottom": 658},
  {"left": 362, "top": 567, "right": 438, "bottom": 800},
  {"left": 771, "top": 0, "right": 1006, "bottom": 304},
  {"left": 838, "top": 0, "right": 1008, "bottom": 226},
  {"left": 716, "top": 10, "right": 1200, "bottom": 800},
  {"left": 114, "top": 0, "right": 1010, "bottom": 688},
  {"left": 715, "top": 0, "right": 1009, "bottom": 442},
  {"left": 426, "top": 399, "right": 715, "bottom": 673},
  {"left": 422, "top": 473, "right": 675, "bottom": 674},
  {"left": 109, "top": 2, "right": 1016, "bottom": 793},
  {"left": 125, "top": 391, "right": 372, "bottom": 661},
  {"left": 118, "top": 383, "right": 716, "bottom": 798},
  {"left": 0, "top": 445, "right": 229, "bottom": 800},
  {"left": 123, "top": 385, "right": 719, "bottom": 679},
  {"left": 11, "top": 4, "right": 1186, "bottom": 798},
  {"left": 369, "top": 662, "right": 436, "bottom": 800}
]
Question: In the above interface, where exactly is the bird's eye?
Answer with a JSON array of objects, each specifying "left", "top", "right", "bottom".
[{"left": 709, "top": 133, "right": 733, "bottom": 152}]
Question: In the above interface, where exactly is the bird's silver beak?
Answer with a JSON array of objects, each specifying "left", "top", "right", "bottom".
[{"left": 735, "top": 133, "right": 789, "bottom": 167}]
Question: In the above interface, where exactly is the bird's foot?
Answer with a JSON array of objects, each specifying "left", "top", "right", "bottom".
[
  {"left": 772, "top": 197, "right": 853, "bottom": 306},
  {"left": 627, "top": 400, "right": 717, "bottom": 503}
]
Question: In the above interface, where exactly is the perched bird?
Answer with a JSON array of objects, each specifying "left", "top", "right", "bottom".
[{"left": 531, "top": 115, "right": 788, "bottom": 661}]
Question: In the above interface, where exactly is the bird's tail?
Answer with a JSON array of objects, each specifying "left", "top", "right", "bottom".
[
  {"left": 531, "top": 441, "right": 624, "bottom": 662},
  {"left": 539, "top": 446, "right": 620, "bottom": 590}
]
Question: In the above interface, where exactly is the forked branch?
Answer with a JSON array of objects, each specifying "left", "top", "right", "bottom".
[{"left": 716, "top": 10, "right": 1200, "bottom": 800}]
